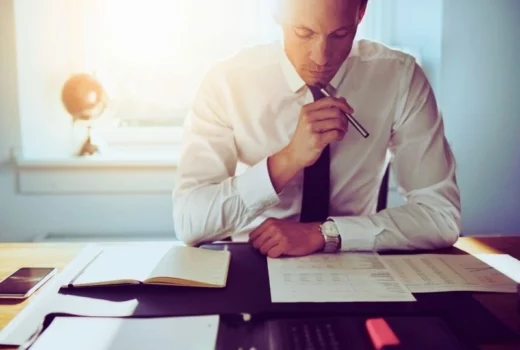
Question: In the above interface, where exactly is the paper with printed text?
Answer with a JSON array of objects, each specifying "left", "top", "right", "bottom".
[{"left": 268, "top": 253, "right": 416, "bottom": 302}]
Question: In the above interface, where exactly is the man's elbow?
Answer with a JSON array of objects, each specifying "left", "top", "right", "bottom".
[
  {"left": 438, "top": 224, "right": 460, "bottom": 248},
  {"left": 431, "top": 206, "right": 462, "bottom": 249},
  {"left": 173, "top": 210, "right": 204, "bottom": 247},
  {"left": 176, "top": 233, "right": 204, "bottom": 247},
  {"left": 172, "top": 206, "right": 225, "bottom": 247},
  {"left": 415, "top": 222, "right": 459, "bottom": 251},
  {"left": 173, "top": 197, "right": 199, "bottom": 246},
  {"left": 410, "top": 202, "right": 461, "bottom": 250},
  {"left": 174, "top": 224, "right": 230, "bottom": 247},
  {"left": 173, "top": 220, "right": 212, "bottom": 246}
]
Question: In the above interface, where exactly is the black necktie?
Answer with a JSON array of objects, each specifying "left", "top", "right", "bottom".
[{"left": 299, "top": 86, "right": 330, "bottom": 223}]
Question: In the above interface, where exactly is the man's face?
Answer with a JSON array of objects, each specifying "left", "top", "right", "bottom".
[{"left": 278, "top": 0, "right": 365, "bottom": 87}]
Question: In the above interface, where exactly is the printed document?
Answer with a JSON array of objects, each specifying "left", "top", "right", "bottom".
[
  {"left": 267, "top": 253, "right": 416, "bottom": 303},
  {"left": 379, "top": 254, "right": 519, "bottom": 293}
]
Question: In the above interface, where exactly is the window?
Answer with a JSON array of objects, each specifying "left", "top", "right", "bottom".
[{"left": 83, "top": 0, "right": 281, "bottom": 130}]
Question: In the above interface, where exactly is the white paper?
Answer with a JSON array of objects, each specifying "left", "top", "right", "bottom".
[
  {"left": 29, "top": 315, "right": 219, "bottom": 350},
  {"left": 380, "top": 254, "right": 519, "bottom": 293},
  {"left": 267, "top": 253, "right": 416, "bottom": 302}
]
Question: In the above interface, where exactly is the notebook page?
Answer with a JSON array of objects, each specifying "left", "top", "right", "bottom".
[
  {"left": 70, "top": 243, "right": 173, "bottom": 286},
  {"left": 149, "top": 246, "right": 230, "bottom": 286}
]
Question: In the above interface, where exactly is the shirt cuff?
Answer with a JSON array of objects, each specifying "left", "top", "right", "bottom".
[
  {"left": 234, "top": 157, "right": 281, "bottom": 216},
  {"left": 329, "top": 216, "right": 384, "bottom": 251}
]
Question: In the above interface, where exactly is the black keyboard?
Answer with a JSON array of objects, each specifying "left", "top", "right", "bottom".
[
  {"left": 216, "top": 315, "right": 471, "bottom": 350},
  {"left": 267, "top": 317, "right": 373, "bottom": 350}
]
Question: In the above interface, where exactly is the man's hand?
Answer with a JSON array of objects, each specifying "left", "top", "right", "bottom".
[
  {"left": 267, "top": 97, "right": 353, "bottom": 193},
  {"left": 287, "top": 96, "right": 352, "bottom": 168},
  {"left": 249, "top": 218, "right": 325, "bottom": 258}
]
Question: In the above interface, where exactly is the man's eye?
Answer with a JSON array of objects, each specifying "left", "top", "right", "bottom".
[
  {"left": 295, "top": 29, "right": 313, "bottom": 38},
  {"left": 331, "top": 30, "right": 351, "bottom": 38},
  {"left": 331, "top": 29, "right": 356, "bottom": 39}
]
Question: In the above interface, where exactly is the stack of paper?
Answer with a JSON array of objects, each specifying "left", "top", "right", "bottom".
[{"left": 267, "top": 252, "right": 519, "bottom": 303}]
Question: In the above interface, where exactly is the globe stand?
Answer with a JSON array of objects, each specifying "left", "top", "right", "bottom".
[{"left": 77, "top": 125, "right": 99, "bottom": 156}]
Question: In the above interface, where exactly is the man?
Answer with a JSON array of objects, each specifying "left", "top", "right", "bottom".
[{"left": 173, "top": 0, "right": 461, "bottom": 258}]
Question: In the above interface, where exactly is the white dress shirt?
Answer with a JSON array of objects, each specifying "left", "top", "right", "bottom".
[{"left": 173, "top": 39, "right": 461, "bottom": 251}]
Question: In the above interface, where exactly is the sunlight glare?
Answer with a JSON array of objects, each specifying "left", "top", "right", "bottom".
[{"left": 101, "top": 0, "right": 279, "bottom": 66}]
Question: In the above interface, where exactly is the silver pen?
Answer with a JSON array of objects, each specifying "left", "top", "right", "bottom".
[{"left": 319, "top": 87, "right": 369, "bottom": 138}]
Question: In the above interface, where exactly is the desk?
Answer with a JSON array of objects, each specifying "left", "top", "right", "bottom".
[{"left": 1, "top": 237, "right": 519, "bottom": 350}]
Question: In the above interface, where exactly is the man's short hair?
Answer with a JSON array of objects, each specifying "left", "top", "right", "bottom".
[{"left": 274, "top": 0, "right": 369, "bottom": 17}]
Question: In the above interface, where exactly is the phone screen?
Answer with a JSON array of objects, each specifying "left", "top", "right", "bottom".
[{"left": 0, "top": 267, "right": 56, "bottom": 295}]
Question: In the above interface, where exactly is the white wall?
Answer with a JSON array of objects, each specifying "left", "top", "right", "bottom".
[
  {"left": 0, "top": 1, "right": 175, "bottom": 242},
  {"left": 1, "top": 0, "right": 519, "bottom": 241},
  {"left": 441, "top": 0, "right": 520, "bottom": 235},
  {"left": 390, "top": 0, "right": 443, "bottom": 94}
]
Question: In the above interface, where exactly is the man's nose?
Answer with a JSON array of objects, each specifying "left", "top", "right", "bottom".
[{"left": 309, "top": 36, "right": 330, "bottom": 66}]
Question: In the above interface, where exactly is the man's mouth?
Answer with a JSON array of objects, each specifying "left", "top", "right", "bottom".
[{"left": 308, "top": 70, "right": 332, "bottom": 74}]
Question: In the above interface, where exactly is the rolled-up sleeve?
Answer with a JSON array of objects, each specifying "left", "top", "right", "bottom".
[
  {"left": 173, "top": 68, "right": 280, "bottom": 246},
  {"left": 330, "top": 57, "right": 461, "bottom": 251}
]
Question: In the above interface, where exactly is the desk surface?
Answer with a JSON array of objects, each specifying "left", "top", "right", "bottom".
[{"left": 0, "top": 236, "right": 519, "bottom": 350}]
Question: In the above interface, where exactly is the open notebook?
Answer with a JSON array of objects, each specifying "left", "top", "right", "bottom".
[{"left": 63, "top": 243, "right": 231, "bottom": 288}]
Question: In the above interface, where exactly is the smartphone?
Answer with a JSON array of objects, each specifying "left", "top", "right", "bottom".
[{"left": 0, "top": 267, "right": 57, "bottom": 299}]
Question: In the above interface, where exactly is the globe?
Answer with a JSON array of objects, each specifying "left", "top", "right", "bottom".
[
  {"left": 61, "top": 73, "right": 108, "bottom": 122},
  {"left": 61, "top": 73, "right": 109, "bottom": 155}
]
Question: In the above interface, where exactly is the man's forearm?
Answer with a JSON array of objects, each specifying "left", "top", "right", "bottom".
[
  {"left": 267, "top": 148, "right": 302, "bottom": 193},
  {"left": 173, "top": 158, "right": 281, "bottom": 246},
  {"left": 331, "top": 200, "right": 461, "bottom": 252}
]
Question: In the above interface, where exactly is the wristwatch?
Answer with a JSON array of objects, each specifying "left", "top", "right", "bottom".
[{"left": 319, "top": 220, "right": 341, "bottom": 253}]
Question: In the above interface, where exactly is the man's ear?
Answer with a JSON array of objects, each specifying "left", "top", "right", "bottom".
[{"left": 357, "top": 4, "right": 367, "bottom": 24}]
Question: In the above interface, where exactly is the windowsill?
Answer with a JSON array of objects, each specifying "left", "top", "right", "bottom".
[
  {"left": 16, "top": 154, "right": 179, "bottom": 170},
  {"left": 14, "top": 154, "right": 179, "bottom": 195}
]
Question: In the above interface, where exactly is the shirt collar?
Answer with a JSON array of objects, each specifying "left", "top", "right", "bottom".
[{"left": 280, "top": 41, "right": 357, "bottom": 94}]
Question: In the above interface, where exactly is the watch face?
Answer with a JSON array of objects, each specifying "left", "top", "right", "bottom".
[
  {"left": 320, "top": 221, "right": 340, "bottom": 252},
  {"left": 323, "top": 221, "right": 339, "bottom": 237}
]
